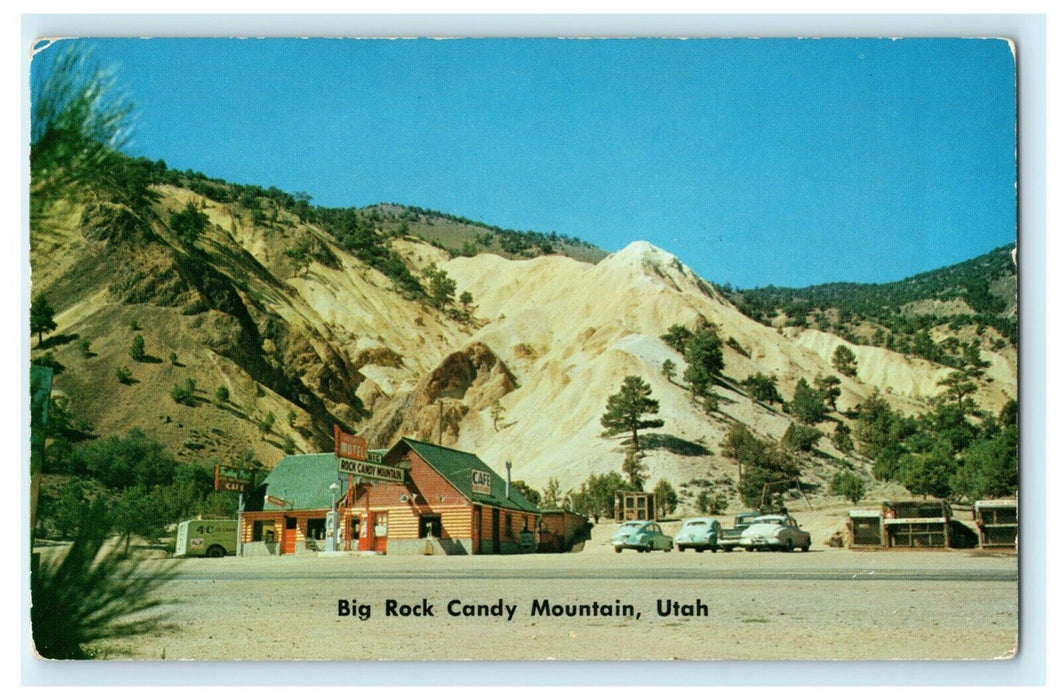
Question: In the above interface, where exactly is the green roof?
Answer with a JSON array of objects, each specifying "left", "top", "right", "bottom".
[
  {"left": 261, "top": 440, "right": 540, "bottom": 514},
  {"left": 262, "top": 453, "right": 342, "bottom": 511},
  {"left": 393, "top": 438, "right": 539, "bottom": 513}
]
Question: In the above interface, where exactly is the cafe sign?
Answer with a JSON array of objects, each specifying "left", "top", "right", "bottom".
[
  {"left": 214, "top": 464, "right": 253, "bottom": 493},
  {"left": 334, "top": 425, "right": 367, "bottom": 461},
  {"left": 471, "top": 469, "right": 492, "bottom": 495},
  {"left": 338, "top": 458, "right": 406, "bottom": 484}
]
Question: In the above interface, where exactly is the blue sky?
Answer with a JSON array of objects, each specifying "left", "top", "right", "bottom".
[{"left": 31, "top": 37, "right": 1016, "bottom": 288}]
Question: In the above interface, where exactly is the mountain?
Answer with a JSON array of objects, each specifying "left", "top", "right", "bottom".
[
  {"left": 720, "top": 246, "right": 1018, "bottom": 363},
  {"left": 29, "top": 162, "right": 1017, "bottom": 507}
]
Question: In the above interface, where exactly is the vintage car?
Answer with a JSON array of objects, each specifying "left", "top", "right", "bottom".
[
  {"left": 738, "top": 514, "right": 811, "bottom": 552},
  {"left": 717, "top": 511, "right": 761, "bottom": 551},
  {"left": 611, "top": 520, "right": 673, "bottom": 553},
  {"left": 675, "top": 518, "right": 720, "bottom": 552}
]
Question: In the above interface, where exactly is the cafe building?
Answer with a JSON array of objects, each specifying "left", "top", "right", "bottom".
[{"left": 239, "top": 436, "right": 546, "bottom": 556}]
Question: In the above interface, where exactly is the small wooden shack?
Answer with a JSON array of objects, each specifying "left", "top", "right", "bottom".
[
  {"left": 974, "top": 499, "right": 1018, "bottom": 548},
  {"left": 847, "top": 500, "right": 954, "bottom": 549},
  {"left": 847, "top": 509, "right": 885, "bottom": 548},
  {"left": 614, "top": 491, "right": 655, "bottom": 521},
  {"left": 883, "top": 500, "right": 951, "bottom": 548},
  {"left": 537, "top": 509, "right": 592, "bottom": 553}
]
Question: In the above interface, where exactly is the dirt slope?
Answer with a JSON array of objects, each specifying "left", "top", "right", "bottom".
[{"left": 30, "top": 184, "right": 1017, "bottom": 504}]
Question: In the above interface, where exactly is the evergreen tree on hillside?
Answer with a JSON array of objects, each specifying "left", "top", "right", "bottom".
[
  {"left": 937, "top": 369, "right": 979, "bottom": 417},
  {"left": 832, "top": 345, "right": 858, "bottom": 378},
  {"left": 169, "top": 203, "right": 209, "bottom": 246},
  {"left": 737, "top": 442, "right": 800, "bottom": 511},
  {"left": 660, "top": 324, "right": 693, "bottom": 354},
  {"left": 790, "top": 378, "right": 827, "bottom": 425},
  {"left": 721, "top": 424, "right": 759, "bottom": 481},
  {"left": 743, "top": 372, "right": 782, "bottom": 406},
  {"left": 31, "top": 295, "right": 58, "bottom": 346},
  {"left": 683, "top": 328, "right": 724, "bottom": 402},
  {"left": 814, "top": 374, "right": 842, "bottom": 411},
  {"left": 422, "top": 264, "right": 456, "bottom": 310},
  {"left": 600, "top": 375, "right": 664, "bottom": 454}
]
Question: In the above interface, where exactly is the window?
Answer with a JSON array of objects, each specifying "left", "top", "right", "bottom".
[
  {"left": 419, "top": 514, "right": 442, "bottom": 538},
  {"left": 505, "top": 513, "right": 513, "bottom": 537},
  {"left": 374, "top": 512, "right": 389, "bottom": 537},
  {"left": 307, "top": 518, "right": 325, "bottom": 540},
  {"left": 252, "top": 520, "right": 275, "bottom": 543}
]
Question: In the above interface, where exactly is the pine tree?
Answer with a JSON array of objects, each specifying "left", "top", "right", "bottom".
[
  {"left": 653, "top": 479, "right": 678, "bottom": 516},
  {"left": 30, "top": 295, "right": 57, "bottom": 346},
  {"left": 791, "top": 378, "right": 827, "bottom": 425},
  {"left": 832, "top": 344, "right": 858, "bottom": 377},
  {"left": 600, "top": 375, "right": 664, "bottom": 454},
  {"left": 683, "top": 328, "right": 724, "bottom": 401},
  {"left": 814, "top": 374, "right": 842, "bottom": 411},
  {"left": 621, "top": 449, "right": 649, "bottom": 491}
]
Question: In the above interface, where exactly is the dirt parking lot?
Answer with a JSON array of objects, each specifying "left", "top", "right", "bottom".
[{"left": 71, "top": 517, "right": 1018, "bottom": 662}]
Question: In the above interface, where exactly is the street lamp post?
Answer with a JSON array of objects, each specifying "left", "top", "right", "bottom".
[{"left": 327, "top": 482, "right": 339, "bottom": 553}]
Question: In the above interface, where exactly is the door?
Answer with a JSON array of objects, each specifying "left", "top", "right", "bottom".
[
  {"left": 491, "top": 508, "right": 500, "bottom": 554},
  {"left": 281, "top": 516, "right": 298, "bottom": 555},
  {"left": 373, "top": 511, "right": 388, "bottom": 553},
  {"left": 472, "top": 506, "right": 482, "bottom": 554}
]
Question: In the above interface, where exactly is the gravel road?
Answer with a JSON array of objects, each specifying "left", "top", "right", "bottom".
[{"left": 83, "top": 539, "right": 1018, "bottom": 662}]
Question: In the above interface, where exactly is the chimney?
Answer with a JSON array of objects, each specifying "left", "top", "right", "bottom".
[{"left": 505, "top": 461, "right": 511, "bottom": 498}]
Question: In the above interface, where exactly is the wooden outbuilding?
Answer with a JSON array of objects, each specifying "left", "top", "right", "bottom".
[
  {"left": 846, "top": 501, "right": 955, "bottom": 549},
  {"left": 614, "top": 491, "right": 655, "bottom": 521},
  {"left": 883, "top": 500, "right": 952, "bottom": 548},
  {"left": 846, "top": 509, "right": 885, "bottom": 549},
  {"left": 240, "top": 437, "right": 556, "bottom": 556},
  {"left": 537, "top": 509, "right": 592, "bottom": 553},
  {"left": 974, "top": 499, "right": 1018, "bottom": 548}
]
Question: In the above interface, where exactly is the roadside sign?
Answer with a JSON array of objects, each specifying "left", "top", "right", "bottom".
[
  {"left": 338, "top": 458, "right": 406, "bottom": 484},
  {"left": 334, "top": 425, "right": 367, "bottom": 461},
  {"left": 214, "top": 464, "right": 253, "bottom": 493}
]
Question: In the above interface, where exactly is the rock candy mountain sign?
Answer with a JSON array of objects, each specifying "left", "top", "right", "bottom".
[{"left": 334, "top": 425, "right": 406, "bottom": 484}]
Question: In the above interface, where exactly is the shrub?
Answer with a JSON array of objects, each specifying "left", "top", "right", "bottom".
[
  {"left": 833, "top": 423, "right": 855, "bottom": 454},
  {"left": 169, "top": 203, "right": 209, "bottom": 246},
  {"left": 215, "top": 385, "right": 229, "bottom": 403},
  {"left": 130, "top": 335, "right": 146, "bottom": 362},
  {"left": 115, "top": 366, "right": 133, "bottom": 384},
  {"left": 829, "top": 471, "right": 866, "bottom": 504},
  {"left": 68, "top": 429, "right": 179, "bottom": 488},
  {"left": 697, "top": 490, "right": 728, "bottom": 514},
  {"left": 170, "top": 378, "right": 197, "bottom": 406},
  {"left": 653, "top": 479, "right": 678, "bottom": 517},
  {"left": 781, "top": 423, "right": 824, "bottom": 452}
]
